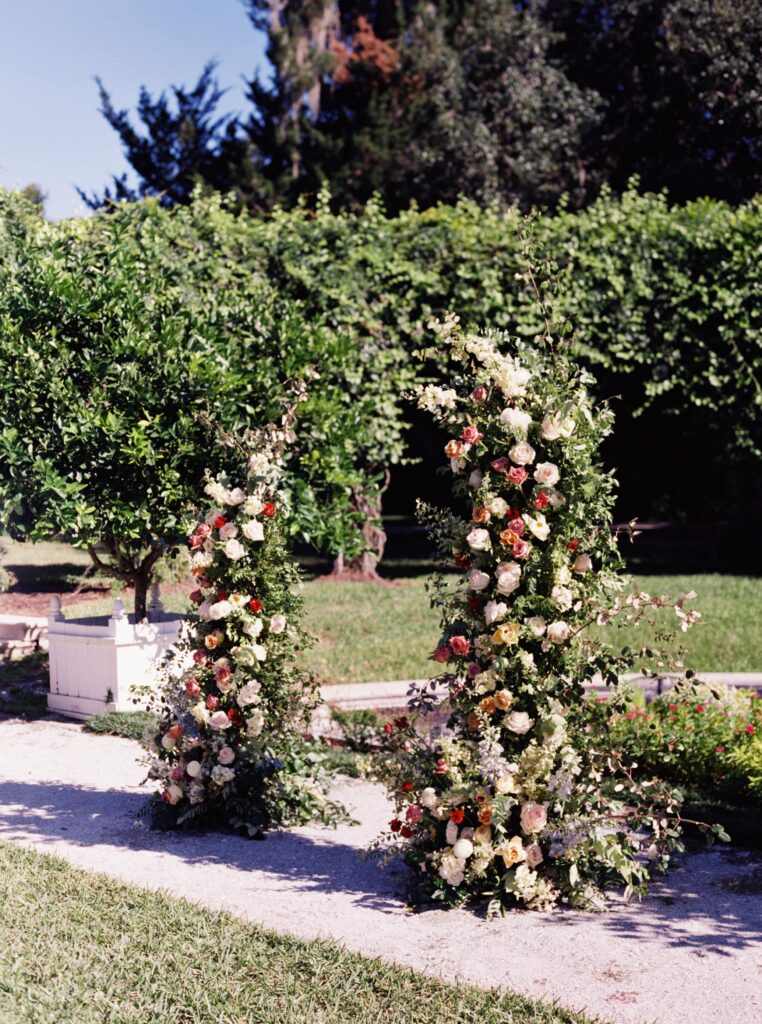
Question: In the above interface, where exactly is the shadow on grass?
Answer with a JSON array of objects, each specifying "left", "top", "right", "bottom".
[{"left": 0, "top": 778, "right": 404, "bottom": 914}]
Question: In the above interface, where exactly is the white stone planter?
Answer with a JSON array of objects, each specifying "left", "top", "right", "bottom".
[{"left": 47, "top": 594, "right": 183, "bottom": 720}]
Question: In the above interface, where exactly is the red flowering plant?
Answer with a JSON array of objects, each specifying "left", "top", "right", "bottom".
[
  {"left": 145, "top": 392, "right": 345, "bottom": 834},
  {"left": 375, "top": 313, "right": 721, "bottom": 911}
]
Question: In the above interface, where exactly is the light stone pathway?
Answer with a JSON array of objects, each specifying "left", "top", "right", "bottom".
[{"left": 0, "top": 717, "right": 760, "bottom": 1024}]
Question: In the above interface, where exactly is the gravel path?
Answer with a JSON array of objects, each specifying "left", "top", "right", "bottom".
[{"left": 0, "top": 717, "right": 760, "bottom": 1024}]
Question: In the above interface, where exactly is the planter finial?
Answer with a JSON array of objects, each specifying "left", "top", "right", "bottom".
[{"left": 49, "top": 596, "right": 65, "bottom": 622}]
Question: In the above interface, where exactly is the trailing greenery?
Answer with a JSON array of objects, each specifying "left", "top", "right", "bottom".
[
  {"left": 0, "top": 841, "right": 598, "bottom": 1024},
  {"left": 84, "top": 710, "right": 158, "bottom": 741}
]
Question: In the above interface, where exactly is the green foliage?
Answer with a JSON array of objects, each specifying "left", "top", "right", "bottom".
[
  {"left": 84, "top": 710, "right": 158, "bottom": 741},
  {"left": 589, "top": 686, "right": 762, "bottom": 803}
]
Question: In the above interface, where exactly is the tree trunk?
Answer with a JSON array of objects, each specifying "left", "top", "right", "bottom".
[
  {"left": 133, "top": 570, "right": 151, "bottom": 623},
  {"left": 330, "top": 473, "right": 389, "bottom": 581}
]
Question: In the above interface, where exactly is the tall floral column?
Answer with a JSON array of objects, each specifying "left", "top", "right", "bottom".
[
  {"left": 146, "top": 405, "right": 341, "bottom": 835},
  {"left": 381, "top": 315, "right": 703, "bottom": 910}
]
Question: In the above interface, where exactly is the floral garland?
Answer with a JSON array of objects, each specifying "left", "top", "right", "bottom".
[
  {"left": 378, "top": 315, "right": 706, "bottom": 911},
  {"left": 146, "top": 405, "right": 342, "bottom": 834}
]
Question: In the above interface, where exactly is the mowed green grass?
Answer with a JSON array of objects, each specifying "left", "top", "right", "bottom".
[
  {"left": 3, "top": 540, "right": 760, "bottom": 680},
  {"left": 0, "top": 841, "right": 598, "bottom": 1024}
]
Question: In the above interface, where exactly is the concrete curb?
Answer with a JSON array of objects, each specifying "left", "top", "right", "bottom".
[{"left": 319, "top": 673, "right": 762, "bottom": 710}]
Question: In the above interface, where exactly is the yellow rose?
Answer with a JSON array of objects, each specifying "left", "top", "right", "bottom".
[
  {"left": 494, "top": 773, "right": 519, "bottom": 795},
  {"left": 492, "top": 622, "right": 521, "bottom": 645}
]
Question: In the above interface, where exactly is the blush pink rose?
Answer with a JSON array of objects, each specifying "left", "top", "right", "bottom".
[
  {"left": 209, "top": 710, "right": 232, "bottom": 731},
  {"left": 192, "top": 650, "right": 207, "bottom": 665},
  {"left": 506, "top": 516, "right": 525, "bottom": 535},
  {"left": 185, "top": 677, "right": 201, "bottom": 699},
  {"left": 217, "top": 746, "right": 235, "bottom": 766},
  {"left": 513, "top": 539, "right": 530, "bottom": 559},
  {"left": 519, "top": 801, "right": 548, "bottom": 834},
  {"left": 506, "top": 466, "right": 528, "bottom": 485},
  {"left": 526, "top": 843, "right": 544, "bottom": 868},
  {"left": 470, "top": 385, "right": 488, "bottom": 402},
  {"left": 461, "top": 425, "right": 483, "bottom": 444},
  {"left": 196, "top": 523, "right": 211, "bottom": 538}
]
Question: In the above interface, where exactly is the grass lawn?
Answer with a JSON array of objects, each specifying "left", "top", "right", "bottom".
[
  {"left": 3, "top": 537, "right": 760, "bottom": 681},
  {"left": 0, "top": 841, "right": 597, "bottom": 1024}
]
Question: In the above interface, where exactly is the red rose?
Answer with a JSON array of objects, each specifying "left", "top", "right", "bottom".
[
  {"left": 400, "top": 825, "right": 413, "bottom": 838},
  {"left": 505, "top": 508, "right": 521, "bottom": 520},
  {"left": 192, "top": 650, "right": 207, "bottom": 665},
  {"left": 389, "top": 818, "right": 402, "bottom": 833},
  {"left": 217, "top": 589, "right": 227, "bottom": 601},
  {"left": 461, "top": 425, "right": 483, "bottom": 444},
  {"left": 468, "top": 596, "right": 481, "bottom": 613},
  {"left": 167, "top": 724, "right": 183, "bottom": 740},
  {"left": 189, "top": 589, "right": 203, "bottom": 605},
  {"left": 695, "top": 704, "right": 705, "bottom": 713},
  {"left": 449, "top": 635, "right": 471, "bottom": 657},
  {"left": 506, "top": 466, "right": 528, "bottom": 485},
  {"left": 206, "top": 695, "right": 220, "bottom": 711},
  {"left": 401, "top": 781, "right": 414, "bottom": 792},
  {"left": 454, "top": 553, "right": 471, "bottom": 570},
  {"left": 566, "top": 538, "right": 579, "bottom": 552},
  {"left": 470, "top": 385, "right": 488, "bottom": 402},
  {"left": 227, "top": 708, "right": 243, "bottom": 725},
  {"left": 383, "top": 722, "right": 393, "bottom": 734},
  {"left": 533, "top": 492, "right": 550, "bottom": 510},
  {"left": 262, "top": 502, "right": 276, "bottom": 517},
  {"left": 249, "top": 598, "right": 263, "bottom": 612},
  {"left": 189, "top": 534, "right": 203, "bottom": 550},
  {"left": 214, "top": 516, "right": 226, "bottom": 529},
  {"left": 450, "top": 808, "right": 465, "bottom": 824},
  {"left": 745, "top": 725, "right": 756, "bottom": 734},
  {"left": 431, "top": 645, "right": 451, "bottom": 664}
]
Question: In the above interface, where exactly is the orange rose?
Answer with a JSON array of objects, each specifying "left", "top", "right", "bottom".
[
  {"left": 204, "top": 630, "right": 224, "bottom": 650},
  {"left": 493, "top": 689, "right": 513, "bottom": 710},
  {"left": 479, "top": 696, "right": 497, "bottom": 715},
  {"left": 472, "top": 506, "right": 491, "bottom": 523},
  {"left": 477, "top": 804, "right": 493, "bottom": 825},
  {"left": 445, "top": 439, "right": 466, "bottom": 458},
  {"left": 499, "top": 528, "right": 519, "bottom": 546},
  {"left": 467, "top": 712, "right": 481, "bottom": 731}
]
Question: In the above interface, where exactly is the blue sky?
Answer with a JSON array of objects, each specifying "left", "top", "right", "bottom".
[{"left": 0, "top": 1, "right": 267, "bottom": 220}]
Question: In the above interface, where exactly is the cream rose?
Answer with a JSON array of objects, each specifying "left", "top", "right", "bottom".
[
  {"left": 242, "top": 519, "right": 265, "bottom": 543},
  {"left": 525, "top": 615, "right": 546, "bottom": 636},
  {"left": 508, "top": 441, "right": 536, "bottom": 466},
  {"left": 505, "top": 710, "right": 534, "bottom": 735},
  {"left": 495, "top": 560, "right": 521, "bottom": 596},
  {"left": 237, "top": 680, "right": 261, "bottom": 707},
  {"left": 466, "top": 528, "right": 491, "bottom": 552},
  {"left": 269, "top": 614, "right": 287, "bottom": 634},
  {"left": 445, "top": 819, "right": 459, "bottom": 845},
  {"left": 551, "top": 585, "right": 573, "bottom": 612},
  {"left": 468, "top": 568, "right": 491, "bottom": 591},
  {"left": 209, "top": 600, "right": 232, "bottom": 620},
  {"left": 226, "top": 487, "right": 247, "bottom": 505},
  {"left": 438, "top": 852, "right": 466, "bottom": 886},
  {"left": 186, "top": 760, "right": 201, "bottom": 778},
  {"left": 484, "top": 495, "right": 509, "bottom": 517},
  {"left": 547, "top": 621, "right": 571, "bottom": 645},
  {"left": 497, "top": 835, "right": 527, "bottom": 867},
  {"left": 242, "top": 617, "right": 263, "bottom": 638},
  {"left": 500, "top": 408, "right": 532, "bottom": 434},
  {"left": 541, "top": 413, "right": 575, "bottom": 440},
  {"left": 218, "top": 522, "right": 238, "bottom": 541},
  {"left": 494, "top": 773, "right": 519, "bottom": 795},
  {"left": 534, "top": 462, "right": 560, "bottom": 487},
  {"left": 246, "top": 709, "right": 265, "bottom": 737},
  {"left": 223, "top": 538, "right": 246, "bottom": 561},
  {"left": 573, "top": 553, "right": 593, "bottom": 574}
]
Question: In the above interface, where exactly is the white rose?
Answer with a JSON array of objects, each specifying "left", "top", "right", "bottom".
[
  {"left": 466, "top": 528, "right": 491, "bottom": 552},
  {"left": 251, "top": 643, "right": 267, "bottom": 662},
  {"left": 468, "top": 469, "right": 483, "bottom": 490},
  {"left": 500, "top": 408, "right": 532, "bottom": 434},
  {"left": 237, "top": 680, "right": 261, "bottom": 707},
  {"left": 420, "top": 787, "right": 438, "bottom": 809},
  {"left": 484, "top": 600, "right": 508, "bottom": 626},
  {"left": 223, "top": 538, "right": 246, "bottom": 561},
  {"left": 508, "top": 441, "right": 536, "bottom": 466},
  {"left": 541, "top": 413, "right": 575, "bottom": 440},
  {"left": 445, "top": 819, "right": 459, "bottom": 845},
  {"left": 506, "top": 710, "right": 534, "bottom": 735},
  {"left": 226, "top": 487, "right": 246, "bottom": 505},
  {"left": 246, "top": 709, "right": 265, "bottom": 737},
  {"left": 185, "top": 760, "right": 201, "bottom": 778},
  {"left": 525, "top": 615, "right": 546, "bottom": 636},
  {"left": 573, "top": 553, "right": 593, "bottom": 574},
  {"left": 495, "top": 561, "right": 521, "bottom": 596},
  {"left": 228, "top": 593, "right": 250, "bottom": 609},
  {"left": 218, "top": 522, "right": 238, "bottom": 541},
  {"left": 523, "top": 513, "right": 550, "bottom": 541},
  {"left": 196, "top": 600, "right": 212, "bottom": 621},
  {"left": 547, "top": 621, "right": 571, "bottom": 645},
  {"left": 551, "top": 586, "right": 573, "bottom": 612},
  {"left": 242, "top": 617, "right": 263, "bottom": 638},
  {"left": 468, "top": 568, "right": 491, "bottom": 591},
  {"left": 534, "top": 462, "right": 560, "bottom": 487},
  {"left": 438, "top": 852, "right": 466, "bottom": 887},
  {"left": 450, "top": 457, "right": 465, "bottom": 473},
  {"left": 209, "top": 600, "right": 232, "bottom": 620},
  {"left": 452, "top": 838, "right": 474, "bottom": 860},
  {"left": 269, "top": 614, "right": 287, "bottom": 634},
  {"left": 242, "top": 519, "right": 265, "bottom": 543}
]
